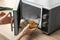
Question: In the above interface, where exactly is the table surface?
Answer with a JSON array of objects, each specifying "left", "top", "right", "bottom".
[{"left": 0, "top": 24, "right": 60, "bottom": 40}]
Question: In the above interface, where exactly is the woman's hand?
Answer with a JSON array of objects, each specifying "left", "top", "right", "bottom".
[
  {"left": 22, "top": 24, "right": 37, "bottom": 35},
  {"left": 0, "top": 13, "right": 10, "bottom": 24},
  {"left": 14, "top": 24, "right": 37, "bottom": 40},
  {"left": 0, "top": 13, "right": 9, "bottom": 21}
]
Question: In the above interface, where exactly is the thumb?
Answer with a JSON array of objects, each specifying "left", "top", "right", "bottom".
[
  {"left": 25, "top": 24, "right": 30, "bottom": 28},
  {"left": 31, "top": 28, "right": 37, "bottom": 31},
  {"left": 23, "top": 24, "right": 30, "bottom": 30}
]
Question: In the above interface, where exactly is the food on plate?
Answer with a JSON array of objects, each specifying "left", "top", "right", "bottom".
[{"left": 28, "top": 20, "right": 38, "bottom": 29}]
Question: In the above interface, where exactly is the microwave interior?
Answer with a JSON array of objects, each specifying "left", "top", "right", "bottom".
[{"left": 21, "top": 3, "right": 41, "bottom": 26}]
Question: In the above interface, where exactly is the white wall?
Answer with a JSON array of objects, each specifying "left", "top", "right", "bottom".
[
  {"left": 0, "top": 0, "right": 6, "bottom": 6},
  {"left": 0, "top": 0, "right": 20, "bottom": 10},
  {"left": 0, "top": 0, "right": 60, "bottom": 10}
]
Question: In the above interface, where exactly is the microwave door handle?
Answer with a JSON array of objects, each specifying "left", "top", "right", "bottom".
[{"left": 9, "top": 12, "right": 13, "bottom": 31}]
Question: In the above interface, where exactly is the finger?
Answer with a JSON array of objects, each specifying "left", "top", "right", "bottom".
[
  {"left": 23, "top": 24, "right": 30, "bottom": 30},
  {"left": 5, "top": 13, "right": 9, "bottom": 17},
  {"left": 34, "top": 25, "right": 38, "bottom": 27},
  {"left": 31, "top": 28, "right": 37, "bottom": 31},
  {"left": 25, "top": 24, "right": 30, "bottom": 28},
  {"left": 6, "top": 13, "right": 10, "bottom": 15}
]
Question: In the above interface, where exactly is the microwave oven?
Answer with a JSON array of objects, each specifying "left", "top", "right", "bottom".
[{"left": 13, "top": 0, "right": 60, "bottom": 35}]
